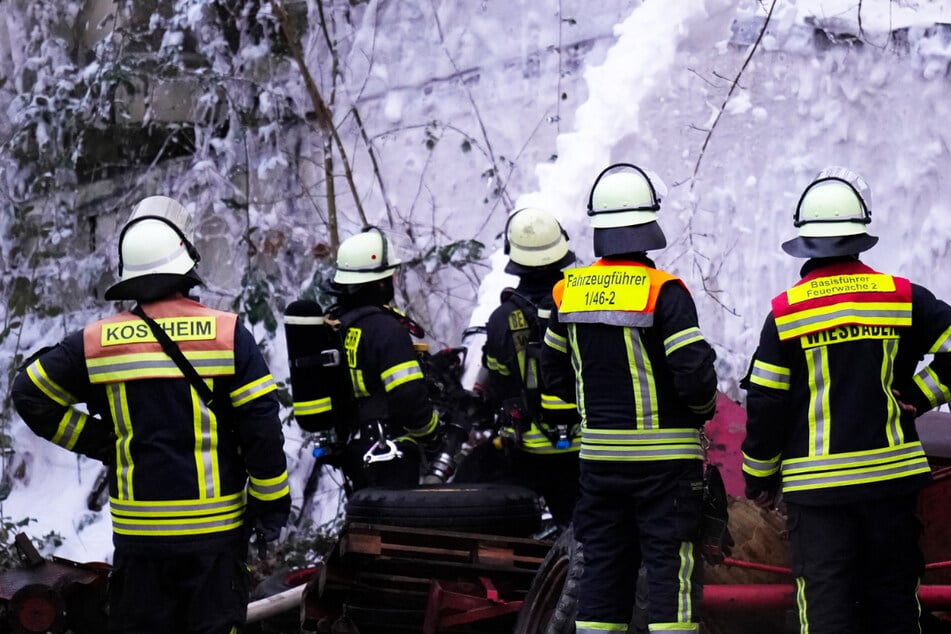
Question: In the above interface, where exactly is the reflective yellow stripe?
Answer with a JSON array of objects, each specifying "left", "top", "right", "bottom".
[
  {"left": 664, "top": 327, "right": 704, "bottom": 356},
  {"left": 485, "top": 355, "right": 511, "bottom": 376},
  {"left": 112, "top": 508, "right": 244, "bottom": 537},
  {"left": 774, "top": 301, "right": 912, "bottom": 340},
  {"left": 27, "top": 360, "right": 75, "bottom": 406},
  {"left": 350, "top": 369, "right": 369, "bottom": 397},
  {"left": 381, "top": 360, "right": 424, "bottom": 391},
  {"left": 882, "top": 339, "right": 903, "bottom": 446},
  {"left": 544, "top": 328, "right": 568, "bottom": 354},
  {"left": 404, "top": 410, "right": 439, "bottom": 438},
  {"left": 110, "top": 492, "right": 244, "bottom": 516},
  {"left": 805, "top": 347, "right": 831, "bottom": 456},
  {"left": 249, "top": 471, "right": 290, "bottom": 501},
  {"left": 87, "top": 351, "right": 235, "bottom": 383},
  {"left": 677, "top": 541, "right": 696, "bottom": 625},
  {"left": 108, "top": 383, "right": 135, "bottom": 501},
  {"left": 230, "top": 374, "right": 277, "bottom": 407},
  {"left": 781, "top": 442, "right": 931, "bottom": 492},
  {"left": 749, "top": 359, "right": 791, "bottom": 391},
  {"left": 575, "top": 623, "right": 628, "bottom": 632},
  {"left": 913, "top": 366, "right": 950, "bottom": 408},
  {"left": 293, "top": 397, "right": 332, "bottom": 416},
  {"left": 625, "top": 327, "right": 658, "bottom": 429},
  {"left": 580, "top": 428, "right": 703, "bottom": 461},
  {"left": 540, "top": 393, "right": 576, "bottom": 411},
  {"left": 742, "top": 451, "right": 782, "bottom": 477},
  {"left": 51, "top": 408, "right": 88, "bottom": 450},
  {"left": 192, "top": 382, "right": 220, "bottom": 500},
  {"left": 796, "top": 578, "right": 808, "bottom": 631},
  {"left": 928, "top": 323, "right": 951, "bottom": 354}
]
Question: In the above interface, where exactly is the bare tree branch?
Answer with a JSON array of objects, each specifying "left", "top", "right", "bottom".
[{"left": 689, "top": 0, "right": 776, "bottom": 190}]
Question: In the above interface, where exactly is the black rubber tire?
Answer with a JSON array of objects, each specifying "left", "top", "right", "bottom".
[
  {"left": 345, "top": 483, "right": 543, "bottom": 536},
  {"left": 514, "top": 524, "right": 581, "bottom": 634}
]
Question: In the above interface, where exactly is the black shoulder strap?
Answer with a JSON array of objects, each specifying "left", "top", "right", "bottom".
[{"left": 131, "top": 304, "right": 219, "bottom": 412}]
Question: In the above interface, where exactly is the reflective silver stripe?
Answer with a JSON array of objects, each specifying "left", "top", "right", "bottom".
[
  {"left": 27, "top": 360, "right": 75, "bottom": 406},
  {"left": 575, "top": 623, "right": 628, "bottom": 633},
  {"left": 775, "top": 305, "right": 911, "bottom": 340},
  {"left": 544, "top": 328, "right": 568, "bottom": 353},
  {"left": 914, "top": 366, "right": 950, "bottom": 408},
  {"left": 283, "top": 315, "right": 324, "bottom": 326},
  {"left": 195, "top": 389, "right": 216, "bottom": 499},
  {"left": 806, "top": 347, "right": 829, "bottom": 456},
  {"left": 928, "top": 323, "right": 951, "bottom": 354},
  {"left": 51, "top": 408, "right": 88, "bottom": 450},
  {"left": 687, "top": 392, "right": 717, "bottom": 416},
  {"left": 294, "top": 397, "right": 332, "bottom": 416},
  {"left": 742, "top": 452, "right": 781, "bottom": 477},
  {"left": 677, "top": 541, "right": 696, "bottom": 624},
  {"left": 109, "top": 383, "right": 135, "bottom": 501},
  {"left": 625, "top": 327, "right": 658, "bottom": 429},
  {"left": 748, "top": 360, "right": 790, "bottom": 391},
  {"left": 350, "top": 369, "right": 369, "bottom": 397},
  {"left": 664, "top": 327, "right": 704, "bottom": 356},
  {"left": 230, "top": 374, "right": 277, "bottom": 407},
  {"left": 540, "top": 393, "right": 575, "bottom": 410},
  {"left": 404, "top": 409, "right": 439, "bottom": 438},
  {"left": 782, "top": 443, "right": 928, "bottom": 474},
  {"left": 537, "top": 308, "right": 551, "bottom": 320},
  {"left": 110, "top": 492, "right": 244, "bottom": 516},
  {"left": 381, "top": 361, "right": 423, "bottom": 392},
  {"left": 88, "top": 352, "right": 234, "bottom": 383},
  {"left": 568, "top": 325, "right": 586, "bottom": 423},
  {"left": 111, "top": 510, "right": 244, "bottom": 536},
  {"left": 123, "top": 243, "right": 187, "bottom": 273},
  {"left": 559, "top": 310, "right": 654, "bottom": 327},
  {"left": 580, "top": 428, "right": 703, "bottom": 461},
  {"left": 249, "top": 472, "right": 290, "bottom": 501},
  {"left": 485, "top": 355, "right": 511, "bottom": 375},
  {"left": 882, "top": 339, "right": 903, "bottom": 446},
  {"left": 781, "top": 457, "right": 931, "bottom": 492}
]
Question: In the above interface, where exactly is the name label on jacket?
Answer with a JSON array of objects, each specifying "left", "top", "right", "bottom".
[
  {"left": 787, "top": 274, "right": 896, "bottom": 304},
  {"left": 101, "top": 317, "right": 217, "bottom": 346},
  {"left": 560, "top": 266, "right": 650, "bottom": 313},
  {"left": 800, "top": 324, "right": 900, "bottom": 349}
]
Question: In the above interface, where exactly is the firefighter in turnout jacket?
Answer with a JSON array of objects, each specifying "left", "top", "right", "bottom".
[
  {"left": 11, "top": 196, "right": 290, "bottom": 634},
  {"left": 541, "top": 164, "right": 718, "bottom": 633},
  {"left": 479, "top": 207, "right": 581, "bottom": 528},
  {"left": 329, "top": 226, "right": 443, "bottom": 491},
  {"left": 742, "top": 167, "right": 951, "bottom": 633}
]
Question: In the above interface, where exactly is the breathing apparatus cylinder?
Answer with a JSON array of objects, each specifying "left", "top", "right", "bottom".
[{"left": 284, "top": 300, "right": 353, "bottom": 456}]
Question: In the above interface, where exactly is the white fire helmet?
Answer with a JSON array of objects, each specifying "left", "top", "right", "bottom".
[
  {"left": 504, "top": 207, "right": 572, "bottom": 269},
  {"left": 333, "top": 226, "right": 402, "bottom": 285}
]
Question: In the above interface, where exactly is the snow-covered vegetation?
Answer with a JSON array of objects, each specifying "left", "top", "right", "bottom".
[{"left": 1, "top": 0, "right": 950, "bottom": 564}]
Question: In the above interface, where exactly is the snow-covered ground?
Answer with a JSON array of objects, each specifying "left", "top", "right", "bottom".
[{"left": 4, "top": 0, "right": 951, "bottom": 563}]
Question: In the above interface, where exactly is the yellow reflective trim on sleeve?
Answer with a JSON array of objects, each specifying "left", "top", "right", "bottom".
[
  {"left": 544, "top": 328, "right": 568, "bottom": 354},
  {"left": 928, "top": 323, "right": 951, "bottom": 354},
  {"left": 749, "top": 359, "right": 791, "bottom": 391},
  {"left": 27, "top": 360, "right": 75, "bottom": 406},
  {"left": 913, "top": 366, "right": 950, "bottom": 408},
  {"left": 381, "top": 360, "right": 424, "bottom": 392},
  {"left": 742, "top": 451, "right": 782, "bottom": 477},
  {"left": 51, "top": 408, "right": 88, "bottom": 450},
  {"left": 405, "top": 410, "right": 439, "bottom": 438},
  {"left": 664, "top": 327, "right": 704, "bottom": 356},
  {"left": 249, "top": 471, "right": 290, "bottom": 501},
  {"left": 230, "top": 374, "right": 277, "bottom": 407}
]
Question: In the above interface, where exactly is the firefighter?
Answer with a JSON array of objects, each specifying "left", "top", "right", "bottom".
[
  {"left": 541, "top": 164, "right": 718, "bottom": 633},
  {"left": 477, "top": 206, "right": 581, "bottom": 528},
  {"left": 11, "top": 195, "right": 290, "bottom": 634},
  {"left": 329, "top": 226, "right": 443, "bottom": 491},
  {"left": 741, "top": 167, "right": 951, "bottom": 634}
]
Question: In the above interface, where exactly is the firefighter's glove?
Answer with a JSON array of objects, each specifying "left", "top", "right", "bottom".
[
  {"left": 700, "top": 465, "right": 733, "bottom": 566},
  {"left": 254, "top": 511, "right": 289, "bottom": 544}
]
